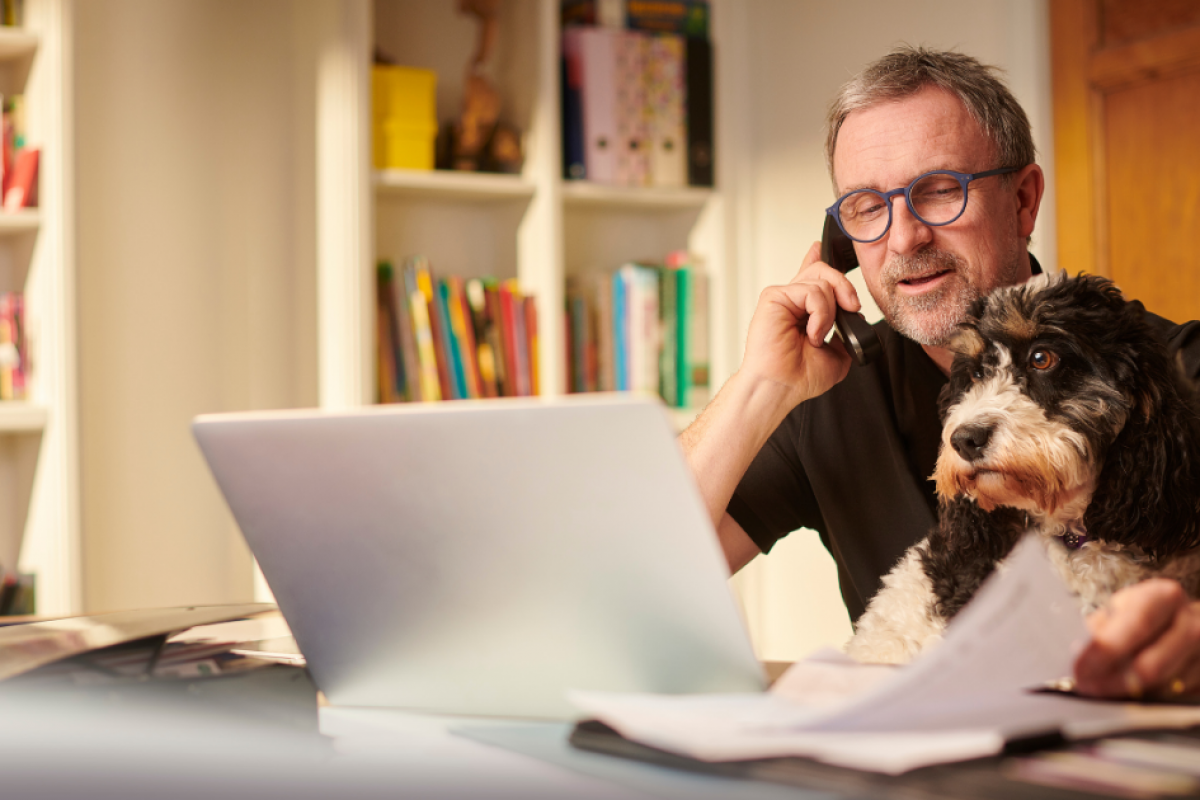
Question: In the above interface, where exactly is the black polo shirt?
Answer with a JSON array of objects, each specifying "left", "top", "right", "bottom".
[{"left": 727, "top": 277, "right": 1200, "bottom": 624}]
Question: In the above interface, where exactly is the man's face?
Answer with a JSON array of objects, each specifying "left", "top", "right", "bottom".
[{"left": 832, "top": 87, "right": 1032, "bottom": 347}]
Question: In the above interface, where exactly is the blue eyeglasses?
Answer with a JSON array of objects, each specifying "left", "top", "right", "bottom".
[{"left": 826, "top": 167, "right": 1021, "bottom": 244}]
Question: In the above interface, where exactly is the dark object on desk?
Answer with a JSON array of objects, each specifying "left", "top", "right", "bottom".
[{"left": 569, "top": 719, "right": 1200, "bottom": 799}]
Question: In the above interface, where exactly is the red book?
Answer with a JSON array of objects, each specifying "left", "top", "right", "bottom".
[
  {"left": 498, "top": 283, "right": 521, "bottom": 397},
  {"left": 3, "top": 147, "right": 38, "bottom": 211}
]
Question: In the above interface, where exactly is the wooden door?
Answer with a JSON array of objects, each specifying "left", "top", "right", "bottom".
[{"left": 1051, "top": 0, "right": 1200, "bottom": 324}]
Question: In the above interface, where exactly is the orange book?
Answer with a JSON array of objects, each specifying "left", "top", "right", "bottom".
[{"left": 524, "top": 295, "right": 539, "bottom": 395}]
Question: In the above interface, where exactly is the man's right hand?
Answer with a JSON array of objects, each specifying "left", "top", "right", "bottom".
[
  {"left": 679, "top": 241, "right": 865, "bottom": 572},
  {"left": 738, "top": 240, "right": 862, "bottom": 410}
]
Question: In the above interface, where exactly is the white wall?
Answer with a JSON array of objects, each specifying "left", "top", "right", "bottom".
[
  {"left": 75, "top": 0, "right": 318, "bottom": 611},
  {"left": 730, "top": 0, "right": 1057, "bottom": 661}
]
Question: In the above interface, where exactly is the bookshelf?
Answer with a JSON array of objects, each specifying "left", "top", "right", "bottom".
[
  {"left": 0, "top": 0, "right": 79, "bottom": 616},
  {"left": 313, "top": 0, "right": 736, "bottom": 414}
]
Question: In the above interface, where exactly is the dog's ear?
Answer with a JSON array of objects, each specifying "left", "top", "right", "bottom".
[{"left": 1085, "top": 305, "right": 1200, "bottom": 560}]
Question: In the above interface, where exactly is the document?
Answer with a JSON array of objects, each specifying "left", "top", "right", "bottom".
[{"left": 570, "top": 535, "right": 1200, "bottom": 774}]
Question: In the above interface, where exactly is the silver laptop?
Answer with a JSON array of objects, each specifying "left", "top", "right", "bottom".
[{"left": 192, "top": 393, "right": 764, "bottom": 719}]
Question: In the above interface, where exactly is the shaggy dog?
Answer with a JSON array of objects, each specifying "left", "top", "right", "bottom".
[{"left": 846, "top": 272, "right": 1200, "bottom": 665}]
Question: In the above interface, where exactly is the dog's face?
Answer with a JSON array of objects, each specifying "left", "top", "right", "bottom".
[{"left": 932, "top": 272, "right": 1147, "bottom": 520}]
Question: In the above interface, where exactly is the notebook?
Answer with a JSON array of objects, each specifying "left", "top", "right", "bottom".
[{"left": 192, "top": 393, "right": 765, "bottom": 719}]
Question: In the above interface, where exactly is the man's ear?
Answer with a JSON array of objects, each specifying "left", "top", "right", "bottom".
[{"left": 1014, "top": 164, "right": 1044, "bottom": 239}]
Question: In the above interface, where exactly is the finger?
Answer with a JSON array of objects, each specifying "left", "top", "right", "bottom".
[
  {"left": 1133, "top": 600, "right": 1200, "bottom": 697},
  {"left": 1074, "top": 581, "right": 1189, "bottom": 697}
]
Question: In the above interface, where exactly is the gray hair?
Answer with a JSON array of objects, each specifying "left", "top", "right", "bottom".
[{"left": 825, "top": 46, "right": 1035, "bottom": 190}]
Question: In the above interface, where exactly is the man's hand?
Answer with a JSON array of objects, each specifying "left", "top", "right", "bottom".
[
  {"left": 1073, "top": 579, "right": 1200, "bottom": 700},
  {"left": 738, "top": 241, "right": 862, "bottom": 408}
]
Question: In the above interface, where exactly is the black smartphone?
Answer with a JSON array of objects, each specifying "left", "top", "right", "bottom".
[{"left": 820, "top": 214, "right": 882, "bottom": 366}]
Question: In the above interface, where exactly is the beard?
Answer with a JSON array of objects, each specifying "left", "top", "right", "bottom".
[{"left": 877, "top": 247, "right": 1024, "bottom": 347}]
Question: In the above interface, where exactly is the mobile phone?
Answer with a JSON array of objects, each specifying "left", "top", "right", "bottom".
[{"left": 821, "top": 214, "right": 882, "bottom": 366}]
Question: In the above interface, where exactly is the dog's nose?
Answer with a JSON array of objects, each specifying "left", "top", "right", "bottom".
[{"left": 950, "top": 423, "right": 993, "bottom": 462}]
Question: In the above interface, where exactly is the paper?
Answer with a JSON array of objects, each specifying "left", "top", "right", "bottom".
[{"left": 570, "top": 535, "right": 1200, "bottom": 774}]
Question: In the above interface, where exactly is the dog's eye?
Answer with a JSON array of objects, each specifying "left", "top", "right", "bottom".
[
  {"left": 1029, "top": 349, "right": 1059, "bottom": 371},
  {"left": 971, "top": 367, "right": 984, "bottom": 381}
]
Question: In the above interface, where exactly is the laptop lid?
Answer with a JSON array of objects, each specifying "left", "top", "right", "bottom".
[{"left": 192, "top": 394, "right": 764, "bottom": 719}]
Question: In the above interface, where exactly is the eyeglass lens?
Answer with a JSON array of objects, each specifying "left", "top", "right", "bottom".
[{"left": 838, "top": 172, "right": 967, "bottom": 242}]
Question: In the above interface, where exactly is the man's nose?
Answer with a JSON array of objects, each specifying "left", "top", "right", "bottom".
[{"left": 886, "top": 200, "right": 933, "bottom": 254}]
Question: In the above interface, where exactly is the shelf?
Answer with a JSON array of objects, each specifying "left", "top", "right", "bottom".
[
  {"left": 0, "top": 402, "right": 47, "bottom": 434},
  {"left": 0, "top": 28, "right": 37, "bottom": 61},
  {"left": 563, "top": 182, "right": 714, "bottom": 210},
  {"left": 0, "top": 209, "right": 39, "bottom": 237},
  {"left": 374, "top": 169, "right": 536, "bottom": 202}
]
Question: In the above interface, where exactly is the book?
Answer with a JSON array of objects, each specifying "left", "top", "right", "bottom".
[
  {"left": 0, "top": 292, "right": 23, "bottom": 401},
  {"left": 446, "top": 277, "right": 482, "bottom": 399},
  {"left": 658, "top": 265, "right": 679, "bottom": 406},
  {"left": 524, "top": 294, "right": 540, "bottom": 395},
  {"left": 625, "top": 0, "right": 709, "bottom": 37},
  {"left": 591, "top": 271, "right": 615, "bottom": 391},
  {"left": 413, "top": 259, "right": 454, "bottom": 401},
  {"left": 484, "top": 281, "right": 511, "bottom": 396},
  {"left": 391, "top": 266, "right": 421, "bottom": 402},
  {"left": 561, "top": 0, "right": 626, "bottom": 28},
  {"left": 464, "top": 278, "right": 498, "bottom": 398},
  {"left": 577, "top": 27, "right": 620, "bottom": 184},
  {"left": 498, "top": 281, "right": 523, "bottom": 396},
  {"left": 668, "top": 250, "right": 710, "bottom": 408},
  {"left": 614, "top": 31, "right": 650, "bottom": 186},
  {"left": 3, "top": 146, "right": 37, "bottom": 211},
  {"left": 684, "top": 37, "right": 713, "bottom": 187},
  {"left": 375, "top": 262, "right": 403, "bottom": 403},
  {"left": 561, "top": 32, "right": 587, "bottom": 180},
  {"left": 646, "top": 34, "right": 687, "bottom": 188},
  {"left": 436, "top": 280, "right": 468, "bottom": 399},
  {"left": 403, "top": 260, "right": 442, "bottom": 402}
]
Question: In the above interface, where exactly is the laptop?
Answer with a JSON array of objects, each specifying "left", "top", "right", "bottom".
[{"left": 192, "top": 393, "right": 765, "bottom": 719}]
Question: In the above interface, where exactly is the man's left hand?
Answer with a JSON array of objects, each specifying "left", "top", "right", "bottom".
[{"left": 1074, "top": 578, "right": 1200, "bottom": 700}]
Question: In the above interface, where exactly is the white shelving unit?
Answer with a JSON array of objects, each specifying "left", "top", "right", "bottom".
[
  {"left": 0, "top": 0, "right": 79, "bottom": 616},
  {"left": 313, "top": 0, "right": 736, "bottom": 412}
]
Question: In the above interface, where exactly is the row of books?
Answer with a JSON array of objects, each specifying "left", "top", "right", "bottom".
[
  {"left": 565, "top": 252, "right": 709, "bottom": 408},
  {"left": 376, "top": 258, "right": 539, "bottom": 403},
  {"left": 561, "top": 3, "right": 713, "bottom": 188},
  {"left": 0, "top": 291, "right": 25, "bottom": 401}
]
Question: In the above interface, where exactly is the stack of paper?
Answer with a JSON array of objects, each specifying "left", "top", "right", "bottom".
[{"left": 571, "top": 536, "right": 1200, "bottom": 774}]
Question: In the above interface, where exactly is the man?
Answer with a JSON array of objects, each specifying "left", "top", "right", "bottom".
[{"left": 680, "top": 47, "right": 1200, "bottom": 699}]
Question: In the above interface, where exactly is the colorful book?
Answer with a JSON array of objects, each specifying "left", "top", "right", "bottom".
[
  {"left": 437, "top": 280, "right": 468, "bottom": 399},
  {"left": 404, "top": 260, "right": 442, "bottom": 402},
  {"left": 614, "top": 31, "right": 650, "bottom": 186},
  {"left": 413, "top": 259, "right": 454, "bottom": 401},
  {"left": 646, "top": 34, "right": 687, "bottom": 188},
  {"left": 498, "top": 282, "right": 523, "bottom": 396}
]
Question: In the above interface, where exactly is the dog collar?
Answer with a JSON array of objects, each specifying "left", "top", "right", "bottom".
[{"left": 1060, "top": 527, "right": 1088, "bottom": 550}]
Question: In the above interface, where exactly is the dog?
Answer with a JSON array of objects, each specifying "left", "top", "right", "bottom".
[{"left": 846, "top": 271, "right": 1200, "bottom": 665}]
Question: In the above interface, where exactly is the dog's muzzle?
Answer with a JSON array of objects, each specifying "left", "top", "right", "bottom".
[{"left": 950, "top": 423, "right": 993, "bottom": 462}]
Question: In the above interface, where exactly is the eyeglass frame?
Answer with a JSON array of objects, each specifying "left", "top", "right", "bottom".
[{"left": 825, "top": 166, "right": 1022, "bottom": 244}]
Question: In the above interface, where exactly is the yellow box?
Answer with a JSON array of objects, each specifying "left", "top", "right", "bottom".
[
  {"left": 372, "top": 65, "right": 437, "bottom": 123},
  {"left": 374, "top": 118, "right": 438, "bottom": 170}
]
